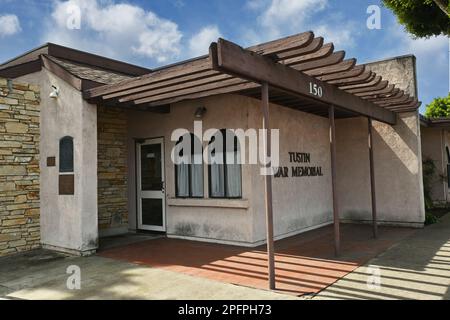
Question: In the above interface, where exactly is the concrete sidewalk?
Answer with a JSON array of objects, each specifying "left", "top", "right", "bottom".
[
  {"left": 313, "top": 214, "right": 450, "bottom": 300},
  {"left": 0, "top": 215, "right": 448, "bottom": 300},
  {"left": 0, "top": 250, "right": 296, "bottom": 300}
]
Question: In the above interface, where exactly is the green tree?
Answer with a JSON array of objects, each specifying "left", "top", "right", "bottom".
[
  {"left": 424, "top": 94, "right": 450, "bottom": 118},
  {"left": 382, "top": 0, "right": 450, "bottom": 37}
]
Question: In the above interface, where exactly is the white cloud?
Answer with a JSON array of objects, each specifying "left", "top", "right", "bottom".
[
  {"left": 258, "top": 0, "right": 327, "bottom": 38},
  {"left": 314, "top": 23, "right": 356, "bottom": 48},
  {"left": 43, "top": 0, "right": 182, "bottom": 64},
  {"left": 0, "top": 14, "right": 21, "bottom": 37},
  {"left": 243, "top": 0, "right": 356, "bottom": 48},
  {"left": 188, "top": 25, "right": 222, "bottom": 57}
]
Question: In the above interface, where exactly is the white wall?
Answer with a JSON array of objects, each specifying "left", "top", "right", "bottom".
[{"left": 17, "top": 69, "right": 98, "bottom": 255}]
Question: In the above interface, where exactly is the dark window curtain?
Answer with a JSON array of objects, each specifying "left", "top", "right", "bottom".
[
  {"left": 209, "top": 130, "right": 242, "bottom": 199},
  {"left": 59, "top": 136, "right": 74, "bottom": 173},
  {"left": 175, "top": 134, "right": 203, "bottom": 198}
]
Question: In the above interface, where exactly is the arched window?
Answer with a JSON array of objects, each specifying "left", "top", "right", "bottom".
[
  {"left": 59, "top": 136, "right": 74, "bottom": 173},
  {"left": 175, "top": 133, "right": 204, "bottom": 198},
  {"left": 208, "top": 129, "right": 242, "bottom": 199}
]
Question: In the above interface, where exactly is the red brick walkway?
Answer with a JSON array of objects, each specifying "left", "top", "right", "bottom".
[{"left": 99, "top": 224, "right": 416, "bottom": 296}]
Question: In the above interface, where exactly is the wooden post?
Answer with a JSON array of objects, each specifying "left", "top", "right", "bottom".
[
  {"left": 368, "top": 118, "right": 378, "bottom": 239},
  {"left": 262, "top": 82, "right": 276, "bottom": 290},
  {"left": 329, "top": 105, "right": 340, "bottom": 256}
]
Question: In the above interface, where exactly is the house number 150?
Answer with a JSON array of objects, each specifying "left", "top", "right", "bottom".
[{"left": 309, "top": 83, "right": 323, "bottom": 98}]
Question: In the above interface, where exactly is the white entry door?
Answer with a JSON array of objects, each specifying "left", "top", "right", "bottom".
[{"left": 137, "top": 138, "right": 166, "bottom": 232}]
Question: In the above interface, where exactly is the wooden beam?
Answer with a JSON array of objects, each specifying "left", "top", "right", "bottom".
[
  {"left": 329, "top": 105, "right": 340, "bottom": 256},
  {"left": 347, "top": 80, "right": 388, "bottom": 94},
  {"left": 326, "top": 70, "right": 374, "bottom": 86},
  {"left": 84, "top": 31, "right": 315, "bottom": 100},
  {"left": 357, "top": 84, "right": 396, "bottom": 98},
  {"left": 139, "top": 82, "right": 259, "bottom": 107},
  {"left": 276, "top": 37, "right": 324, "bottom": 61},
  {"left": 339, "top": 75, "right": 382, "bottom": 90},
  {"left": 283, "top": 43, "right": 334, "bottom": 66},
  {"left": 318, "top": 65, "right": 365, "bottom": 82},
  {"left": 0, "top": 59, "right": 42, "bottom": 79},
  {"left": 261, "top": 82, "right": 276, "bottom": 290},
  {"left": 305, "top": 58, "right": 355, "bottom": 77},
  {"left": 377, "top": 96, "right": 412, "bottom": 107},
  {"left": 213, "top": 38, "right": 396, "bottom": 125},
  {"left": 366, "top": 88, "right": 401, "bottom": 102},
  {"left": 132, "top": 77, "right": 248, "bottom": 105},
  {"left": 41, "top": 55, "right": 83, "bottom": 91},
  {"left": 112, "top": 44, "right": 341, "bottom": 104},
  {"left": 368, "top": 118, "right": 378, "bottom": 239}
]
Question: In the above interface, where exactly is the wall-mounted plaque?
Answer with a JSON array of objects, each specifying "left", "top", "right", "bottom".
[
  {"left": 47, "top": 157, "right": 56, "bottom": 167},
  {"left": 59, "top": 174, "right": 75, "bottom": 195}
]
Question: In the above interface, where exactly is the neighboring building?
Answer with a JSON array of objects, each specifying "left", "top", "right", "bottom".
[
  {"left": 420, "top": 117, "right": 450, "bottom": 204},
  {"left": 0, "top": 32, "right": 425, "bottom": 257}
]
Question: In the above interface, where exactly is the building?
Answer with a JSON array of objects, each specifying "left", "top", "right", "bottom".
[
  {"left": 420, "top": 116, "right": 450, "bottom": 204},
  {"left": 0, "top": 31, "right": 425, "bottom": 259}
]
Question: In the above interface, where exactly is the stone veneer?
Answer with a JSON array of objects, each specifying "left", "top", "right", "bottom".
[
  {"left": 0, "top": 78, "right": 40, "bottom": 257},
  {"left": 97, "top": 105, "right": 128, "bottom": 234}
]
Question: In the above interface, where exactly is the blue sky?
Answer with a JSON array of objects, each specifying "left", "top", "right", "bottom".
[{"left": 0, "top": 0, "right": 448, "bottom": 112}]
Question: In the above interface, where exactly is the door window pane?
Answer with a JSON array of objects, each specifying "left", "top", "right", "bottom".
[
  {"left": 141, "top": 144, "right": 162, "bottom": 191},
  {"left": 142, "top": 199, "right": 163, "bottom": 226}
]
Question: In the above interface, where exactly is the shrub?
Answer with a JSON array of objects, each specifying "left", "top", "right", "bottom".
[
  {"left": 425, "top": 212, "right": 439, "bottom": 225},
  {"left": 424, "top": 94, "right": 450, "bottom": 118}
]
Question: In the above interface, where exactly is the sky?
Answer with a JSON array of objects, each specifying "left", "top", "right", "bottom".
[{"left": 0, "top": 0, "right": 448, "bottom": 113}]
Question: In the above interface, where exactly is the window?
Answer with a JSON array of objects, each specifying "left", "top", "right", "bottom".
[
  {"left": 59, "top": 136, "right": 74, "bottom": 173},
  {"left": 175, "top": 133, "right": 204, "bottom": 198},
  {"left": 59, "top": 136, "right": 74, "bottom": 195},
  {"left": 208, "top": 129, "right": 242, "bottom": 199}
]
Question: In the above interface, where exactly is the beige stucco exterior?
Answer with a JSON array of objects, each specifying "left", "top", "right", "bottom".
[
  {"left": 16, "top": 70, "right": 98, "bottom": 255},
  {"left": 421, "top": 125, "right": 450, "bottom": 204},
  {"left": 126, "top": 94, "right": 334, "bottom": 246},
  {"left": 0, "top": 54, "right": 425, "bottom": 255},
  {"left": 336, "top": 113, "right": 425, "bottom": 227}
]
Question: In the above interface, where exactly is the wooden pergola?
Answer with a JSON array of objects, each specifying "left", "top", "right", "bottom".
[{"left": 84, "top": 31, "right": 421, "bottom": 291}]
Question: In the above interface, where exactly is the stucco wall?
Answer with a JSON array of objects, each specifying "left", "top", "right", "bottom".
[
  {"left": 421, "top": 126, "right": 447, "bottom": 203},
  {"left": 335, "top": 55, "right": 424, "bottom": 227},
  {"left": 0, "top": 78, "right": 40, "bottom": 257},
  {"left": 126, "top": 94, "right": 333, "bottom": 246},
  {"left": 97, "top": 106, "right": 128, "bottom": 237},
  {"left": 248, "top": 100, "right": 333, "bottom": 243},
  {"left": 17, "top": 69, "right": 98, "bottom": 255},
  {"left": 127, "top": 95, "right": 254, "bottom": 245},
  {"left": 336, "top": 113, "right": 425, "bottom": 226}
]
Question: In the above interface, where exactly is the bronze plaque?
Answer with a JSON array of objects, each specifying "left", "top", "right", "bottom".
[
  {"left": 59, "top": 174, "right": 75, "bottom": 195},
  {"left": 47, "top": 157, "right": 56, "bottom": 167}
]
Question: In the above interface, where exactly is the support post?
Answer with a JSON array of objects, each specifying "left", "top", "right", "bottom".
[
  {"left": 262, "top": 82, "right": 276, "bottom": 290},
  {"left": 329, "top": 105, "right": 340, "bottom": 256},
  {"left": 368, "top": 118, "right": 378, "bottom": 239}
]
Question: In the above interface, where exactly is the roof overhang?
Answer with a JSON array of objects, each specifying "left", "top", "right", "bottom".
[
  {"left": 420, "top": 115, "right": 450, "bottom": 128},
  {"left": 83, "top": 31, "right": 421, "bottom": 125}
]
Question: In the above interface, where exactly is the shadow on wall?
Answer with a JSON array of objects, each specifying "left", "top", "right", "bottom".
[{"left": 337, "top": 113, "right": 424, "bottom": 225}]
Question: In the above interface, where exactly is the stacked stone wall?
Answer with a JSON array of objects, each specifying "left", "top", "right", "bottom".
[
  {"left": 0, "top": 78, "right": 40, "bottom": 256},
  {"left": 97, "top": 106, "right": 128, "bottom": 234}
]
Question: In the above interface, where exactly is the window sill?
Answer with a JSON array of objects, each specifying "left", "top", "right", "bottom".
[{"left": 167, "top": 198, "right": 249, "bottom": 209}]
